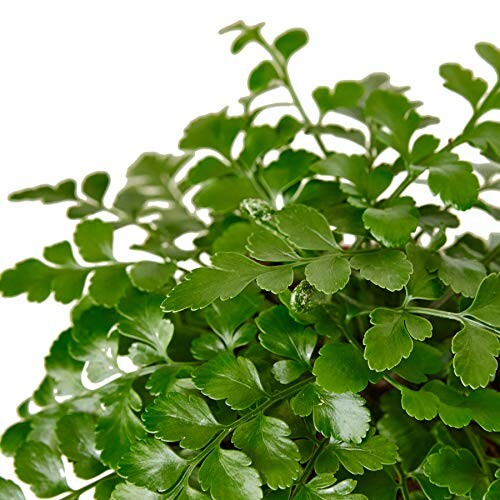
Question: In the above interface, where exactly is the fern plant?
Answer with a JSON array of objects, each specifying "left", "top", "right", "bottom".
[{"left": 1, "top": 21, "right": 499, "bottom": 500}]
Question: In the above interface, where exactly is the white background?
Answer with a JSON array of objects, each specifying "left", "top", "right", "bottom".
[{"left": 0, "top": 1, "right": 499, "bottom": 496}]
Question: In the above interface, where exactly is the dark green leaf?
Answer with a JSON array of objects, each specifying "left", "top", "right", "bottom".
[
  {"left": 274, "top": 28, "right": 308, "bottom": 61},
  {"left": 291, "top": 384, "right": 370, "bottom": 443},
  {"left": 313, "top": 342, "right": 371, "bottom": 393}
]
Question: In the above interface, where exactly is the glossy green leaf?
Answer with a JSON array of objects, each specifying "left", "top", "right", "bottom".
[
  {"left": 194, "top": 352, "right": 266, "bottom": 409},
  {"left": 465, "top": 273, "right": 500, "bottom": 327},
  {"left": 143, "top": 392, "right": 223, "bottom": 449},
  {"left": 232, "top": 415, "right": 300, "bottom": 489},
  {"left": 118, "top": 437, "right": 188, "bottom": 491},
  {"left": 198, "top": 448, "right": 262, "bottom": 500},
  {"left": 439, "top": 63, "right": 487, "bottom": 107},
  {"left": 313, "top": 342, "right": 371, "bottom": 393}
]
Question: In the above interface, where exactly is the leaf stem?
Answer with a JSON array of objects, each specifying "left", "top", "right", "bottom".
[
  {"left": 289, "top": 438, "right": 328, "bottom": 499},
  {"left": 393, "top": 464, "right": 410, "bottom": 500},
  {"left": 465, "top": 427, "right": 491, "bottom": 480},
  {"left": 60, "top": 471, "right": 116, "bottom": 499},
  {"left": 257, "top": 37, "right": 328, "bottom": 156}
]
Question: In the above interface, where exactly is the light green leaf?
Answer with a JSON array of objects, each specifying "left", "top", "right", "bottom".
[
  {"left": 365, "top": 90, "right": 420, "bottom": 156},
  {"left": 96, "top": 380, "right": 146, "bottom": 468},
  {"left": 194, "top": 175, "right": 258, "bottom": 213},
  {"left": 466, "top": 121, "right": 500, "bottom": 162},
  {"left": 74, "top": 219, "right": 114, "bottom": 262},
  {"left": 261, "top": 149, "right": 318, "bottom": 196},
  {"left": 232, "top": 415, "right": 300, "bottom": 489},
  {"left": 198, "top": 448, "right": 262, "bottom": 500},
  {"left": 256, "top": 265, "right": 294, "bottom": 293},
  {"left": 70, "top": 306, "right": 120, "bottom": 383},
  {"left": 111, "top": 483, "right": 162, "bottom": 500},
  {"left": 89, "top": 265, "right": 131, "bottom": 307},
  {"left": 0, "top": 478, "right": 25, "bottom": 500},
  {"left": 313, "top": 82, "right": 364, "bottom": 115},
  {"left": 452, "top": 321, "right": 499, "bottom": 388},
  {"left": 14, "top": 441, "right": 68, "bottom": 498},
  {"left": 400, "top": 387, "right": 439, "bottom": 421},
  {"left": 127, "top": 261, "right": 175, "bottom": 292},
  {"left": 179, "top": 109, "right": 244, "bottom": 158},
  {"left": 9, "top": 179, "right": 76, "bottom": 204},
  {"left": 465, "top": 273, "right": 500, "bottom": 327},
  {"left": 305, "top": 255, "right": 351, "bottom": 294},
  {"left": 194, "top": 352, "right": 266, "bottom": 409},
  {"left": 362, "top": 204, "right": 419, "bottom": 248},
  {"left": 118, "top": 437, "right": 188, "bottom": 492},
  {"left": 350, "top": 250, "right": 412, "bottom": 291},
  {"left": 291, "top": 384, "right": 370, "bottom": 443},
  {"left": 313, "top": 342, "right": 371, "bottom": 393},
  {"left": 423, "top": 447, "right": 485, "bottom": 496},
  {"left": 56, "top": 413, "right": 105, "bottom": 479},
  {"left": 439, "top": 63, "right": 487, "bottom": 107},
  {"left": 319, "top": 435, "right": 398, "bottom": 475},
  {"left": 275, "top": 204, "right": 338, "bottom": 250},
  {"left": 247, "top": 229, "right": 300, "bottom": 262},
  {"left": 428, "top": 161, "right": 479, "bottom": 210},
  {"left": 476, "top": 42, "right": 500, "bottom": 77},
  {"left": 143, "top": 393, "right": 223, "bottom": 449},
  {"left": 437, "top": 253, "right": 486, "bottom": 297}
]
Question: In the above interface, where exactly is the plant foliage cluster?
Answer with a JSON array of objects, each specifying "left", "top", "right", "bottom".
[{"left": 1, "top": 21, "right": 500, "bottom": 500}]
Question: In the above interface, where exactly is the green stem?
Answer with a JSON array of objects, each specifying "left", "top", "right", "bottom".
[
  {"left": 165, "top": 376, "right": 314, "bottom": 497},
  {"left": 258, "top": 37, "right": 328, "bottom": 156},
  {"left": 465, "top": 427, "right": 491, "bottom": 480},
  {"left": 393, "top": 464, "right": 410, "bottom": 500},
  {"left": 289, "top": 439, "right": 328, "bottom": 499},
  {"left": 60, "top": 472, "right": 116, "bottom": 499}
]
